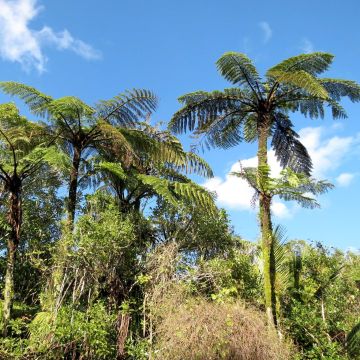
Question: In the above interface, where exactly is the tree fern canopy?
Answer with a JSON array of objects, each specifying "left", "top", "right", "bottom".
[{"left": 169, "top": 51, "right": 360, "bottom": 177}]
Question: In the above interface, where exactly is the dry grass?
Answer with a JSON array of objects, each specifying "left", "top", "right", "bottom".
[{"left": 154, "top": 298, "right": 292, "bottom": 360}]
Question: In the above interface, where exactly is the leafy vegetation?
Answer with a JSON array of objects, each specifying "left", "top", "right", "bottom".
[{"left": 0, "top": 52, "right": 358, "bottom": 359}]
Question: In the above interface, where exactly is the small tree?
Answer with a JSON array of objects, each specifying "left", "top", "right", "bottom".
[{"left": 0, "top": 103, "right": 63, "bottom": 334}]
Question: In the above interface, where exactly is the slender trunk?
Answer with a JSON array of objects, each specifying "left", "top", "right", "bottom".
[
  {"left": 3, "top": 179, "right": 22, "bottom": 336},
  {"left": 46, "top": 146, "right": 81, "bottom": 313},
  {"left": 257, "top": 118, "right": 277, "bottom": 327},
  {"left": 67, "top": 146, "right": 81, "bottom": 228}
]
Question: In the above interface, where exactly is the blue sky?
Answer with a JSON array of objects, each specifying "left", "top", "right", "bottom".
[{"left": 0, "top": 0, "right": 359, "bottom": 250}]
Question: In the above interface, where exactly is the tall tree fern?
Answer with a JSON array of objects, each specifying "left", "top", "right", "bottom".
[{"left": 169, "top": 51, "right": 360, "bottom": 326}]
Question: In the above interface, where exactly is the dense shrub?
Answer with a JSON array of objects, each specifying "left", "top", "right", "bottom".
[{"left": 154, "top": 298, "right": 292, "bottom": 360}]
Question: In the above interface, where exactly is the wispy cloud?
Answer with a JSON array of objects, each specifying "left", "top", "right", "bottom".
[
  {"left": 203, "top": 126, "right": 357, "bottom": 219},
  {"left": 258, "top": 21, "right": 272, "bottom": 43},
  {"left": 336, "top": 173, "right": 355, "bottom": 187},
  {"left": 0, "top": 0, "right": 101, "bottom": 73},
  {"left": 300, "top": 38, "right": 315, "bottom": 53}
]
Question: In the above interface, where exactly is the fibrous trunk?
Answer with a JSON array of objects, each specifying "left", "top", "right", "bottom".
[
  {"left": 3, "top": 179, "right": 22, "bottom": 336},
  {"left": 67, "top": 146, "right": 81, "bottom": 227},
  {"left": 257, "top": 119, "right": 277, "bottom": 327}
]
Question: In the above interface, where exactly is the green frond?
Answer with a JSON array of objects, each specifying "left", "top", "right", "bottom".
[
  {"left": 119, "top": 127, "right": 187, "bottom": 166},
  {"left": 96, "top": 89, "right": 158, "bottom": 127},
  {"left": 169, "top": 90, "right": 247, "bottom": 135},
  {"left": 326, "top": 99, "right": 348, "bottom": 119},
  {"left": 136, "top": 174, "right": 178, "bottom": 207},
  {"left": 137, "top": 174, "right": 216, "bottom": 211},
  {"left": 271, "top": 113, "right": 312, "bottom": 175},
  {"left": 272, "top": 225, "right": 291, "bottom": 292},
  {"left": 267, "top": 52, "right": 334, "bottom": 76},
  {"left": 0, "top": 81, "right": 52, "bottom": 116},
  {"left": 95, "top": 161, "right": 126, "bottom": 180},
  {"left": 197, "top": 111, "right": 246, "bottom": 149},
  {"left": 243, "top": 114, "right": 258, "bottom": 143},
  {"left": 173, "top": 181, "right": 216, "bottom": 211},
  {"left": 320, "top": 78, "right": 360, "bottom": 102},
  {"left": 216, "top": 52, "right": 261, "bottom": 91},
  {"left": 155, "top": 165, "right": 191, "bottom": 183},
  {"left": 97, "top": 120, "right": 136, "bottom": 161},
  {"left": 178, "top": 91, "right": 212, "bottom": 105},
  {"left": 47, "top": 97, "right": 95, "bottom": 122},
  {"left": 183, "top": 152, "right": 213, "bottom": 178},
  {"left": 268, "top": 70, "right": 329, "bottom": 99},
  {"left": 285, "top": 96, "right": 326, "bottom": 119},
  {"left": 20, "top": 145, "right": 71, "bottom": 175},
  {"left": 273, "top": 168, "right": 334, "bottom": 209}
]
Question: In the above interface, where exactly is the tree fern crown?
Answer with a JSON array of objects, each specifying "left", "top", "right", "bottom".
[{"left": 169, "top": 52, "right": 360, "bottom": 176}]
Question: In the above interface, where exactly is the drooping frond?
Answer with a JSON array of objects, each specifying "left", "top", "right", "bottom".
[
  {"left": 97, "top": 120, "right": 136, "bottom": 165},
  {"left": 271, "top": 113, "right": 312, "bottom": 175},
  {"left": 137, "top": 174, "right": 216, "bottom": 211},
  {"left": 243, "top": 114, "right": 258, "bottom": 143},
  {"left": 216, "top": 52, "right": 261, "bottom": 93},
  {"left": 273, "top": 168, "right": 334, "bottom": 209},
  {"left": 0, "top": 82, "right": 53, "bottom": 117},
  {"left": 281, "top": 95, "right": 326, "bottom": 119},
  {"left": 118, "top": 127, "right": 186, "bottom": 167},
  {"left": 169, "top": 90, "right": 249, "bottom": 135},
  {"left": 196, "top": 110, "right": 247, "bottom": 150},
  {"left": 272, "top": 225, "right": 291, "bottom": 293},
  {"left": 319, "top": 78, "right": 360, "bottom": 102},
  {"left": 20, "top": 145, "right": 71, "bottom": 177},
  {"left": 173, "top": 181, "right": 216, "bottom": 211},
  {"left": 182, "top": 152, "right": 213, "bottom": 178},
  {"left": 96, "top": 89, "right": 158, "bottom": 127},
  {"left": 95, "top": 161, "right": 126, "bottom": 180},
  {"left": 267, "top": 52, "right": 334, "bottom": 76}
]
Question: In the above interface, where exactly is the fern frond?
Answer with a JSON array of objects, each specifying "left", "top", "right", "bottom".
[
  {"left": 137, "top": 174, "right": 216, "bottom": 211},
  {"left": 267, "top": 52, "right": 334, "bottom": 76},
  {"left": 271, "top": 113, "right": 312, "bottom": 175},
  {"left": 268, "top": 70, "right": 329, "bottom": 99},
  {"left": 0, "top": 82, "right": 52, "bottom": 116},
  {"left": 183, "top": 152, "right": 213, "bottom": 178},
  {"left": 96, "top": 161, "right": 126, "bottom": 180},
  {"left": 320, "top": 78, "right": 360, "bottom": 102},
  {"left": 169, "top": 90, "right": 247, "bottom": 135},
  {"left": 273, "top": 168, "right": 334, "bottom": 209},
  {"left": 216, "top": 52, "right": 261, "bottom": 91},
  {"left": 96, "top": 89, "right": 158, "bottom": 127},
  {"left": 47, "top": 97, "right": 95, "bottom": 123},
  {"left": 272, "top": 225, "right": 291, "bottom": 293}
]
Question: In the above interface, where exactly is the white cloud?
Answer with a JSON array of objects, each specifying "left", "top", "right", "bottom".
[
  {"left": 336, "top": 173, "right": 355, "bottom": 187},
  {"left": 300, "top": 38, "right": 315, "bottom": 53},
  {"left": 258, "top": 21, "right": 272, "bottom": 43},
  {"left": 0, "top": 0, "right": 101, "bottom": 72},
  {"left": 299, "top": 127, "right": 353, "bottom": 178},
  {"left": 203, "top": 126, "right": 356, "bottom": 218}
]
